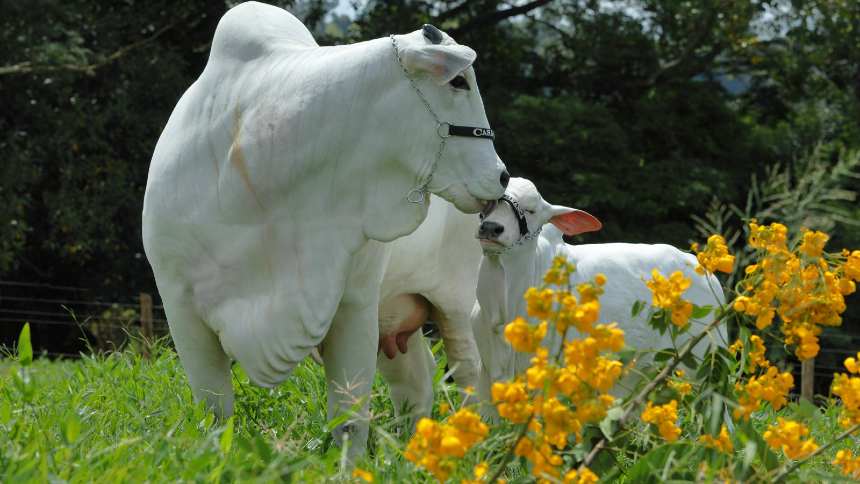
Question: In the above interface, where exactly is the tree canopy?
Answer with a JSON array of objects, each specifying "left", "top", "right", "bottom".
[{"left": 1, "top": 0, "right": 857, "bottom": 312}]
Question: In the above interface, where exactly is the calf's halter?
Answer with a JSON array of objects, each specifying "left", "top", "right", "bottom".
[
  {"left": 389, "top": 30, "right": 496, "bottom": 204},
  {"left": 480, "top": 194, "right": 542, "bottom": 251}
]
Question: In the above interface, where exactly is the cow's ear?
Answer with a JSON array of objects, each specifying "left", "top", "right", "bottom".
[
  {"left": 548, "top": 205, "right": 602, "bottom": 236},
  {"left": 402, "top": 44, "right": 476, "bottom": 85}
]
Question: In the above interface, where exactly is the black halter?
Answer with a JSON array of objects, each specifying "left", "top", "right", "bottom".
[
  {"left": 444, "top": 124, "right": 495, "bottom": 140},
  {"left": 499, "top": 194, "right": 530, "bottom": 237}
]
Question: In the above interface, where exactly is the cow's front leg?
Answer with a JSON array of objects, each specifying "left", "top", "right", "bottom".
[{"left": 322, "top": 301, "right": 378, "bottom": 459}]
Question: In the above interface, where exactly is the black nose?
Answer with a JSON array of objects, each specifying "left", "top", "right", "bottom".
[
  {"left": 479, "top": 221, "right": 505, "bottom": 238},
  {"left": 500, "top": 170, "right": 510, "bottom": 188}
]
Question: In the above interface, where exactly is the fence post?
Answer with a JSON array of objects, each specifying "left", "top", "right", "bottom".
[
  {"left": 139, "top": 292, "right": 153, "bottom": 359},
  {"left": 801, "top": 358, "right": 815, "bottom": 402}
]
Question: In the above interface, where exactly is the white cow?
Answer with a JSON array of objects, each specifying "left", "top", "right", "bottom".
[
  {"left": 471, "top": 178, "right": 727, "bottom": 413},
  {"left": 141, "top": 1, "right": 508, "bottom": 455}
]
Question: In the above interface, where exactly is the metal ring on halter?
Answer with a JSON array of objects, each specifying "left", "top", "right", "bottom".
[
  {"left": 436, "top": 122, "right": 451, "bottom": 139},
  {"left": 406, "top": 187, "right": 428, "bottom": 204}
]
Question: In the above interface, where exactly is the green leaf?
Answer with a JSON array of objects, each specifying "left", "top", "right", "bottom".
[
  {"left": 599, "top": 406, "right": 624, "bottom": 440},
  {"left": 626, "top": 442, "right": 699, "bottom": 483},
  {"left": 18, "top": 323, "right": 32, "bottom": 366},
  {"left": 63, "top": 414, "right": 81, "bottom": 444},
  {"left": 680, "top": 350, "right": 698, "bottom": 370},
  {"left": 617, "top": 348, "right": 637, "bottom": 365},
  {"left": 219, "top": 416, "right": 234, "bottom": 455},
  {"left": 739, "top": 419, "right": 780, "bottom": 471},
  {"left": 654, "top": 348, "right": 676, "bottom": 363},
  {"left": 793, "top": 398, "right": 819, "bottom": 421},
  {"left": 691, "top": 305, "right": 713, "bottom": 319},
  {"left": 325, "top": 400, "right": 363, "bottom": 433},
  {"left": 648, "top": 310, "right": 670, "bottom": 334},
  {"left": 0, "top": 399, "right": 11, "bottom": 424},
  {"left": 631, "top": 299, "right": 646, "bottom": 318}
]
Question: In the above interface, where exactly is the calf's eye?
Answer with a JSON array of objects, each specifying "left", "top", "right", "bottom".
[{"left": 449, "top": 75, "right": 470, "bottom": 90}]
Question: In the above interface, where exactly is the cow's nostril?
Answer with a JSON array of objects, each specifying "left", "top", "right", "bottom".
[
  {"left": 493, "top": 224, "right": 504, "bottom": 235},
  {"left": 500, "top": 170, "right": 510, "bottom": 188}
]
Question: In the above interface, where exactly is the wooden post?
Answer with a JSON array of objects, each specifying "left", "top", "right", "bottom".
[
  {"left": 139, "top": 292, "right": 153, "bottom": 359},
  {"left": 801, "top": 358, "right": 815, "bottom": 402}
]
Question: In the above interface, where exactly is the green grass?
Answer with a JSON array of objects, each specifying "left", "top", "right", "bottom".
[
  {"left": 0, "top": 339, "right": 512, "bottom": 483},
  {"left": 0, "top": 340, "right": 855, "bottom": 482}
]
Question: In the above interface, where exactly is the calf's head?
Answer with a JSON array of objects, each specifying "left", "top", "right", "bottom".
[
  {"left": 477, "top": 177, "right": 602, "bottom": 254},
  {"left": 391, "top": 25, "right": 508, "bottom": 212}
]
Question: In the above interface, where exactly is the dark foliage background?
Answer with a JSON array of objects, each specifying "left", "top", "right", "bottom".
[{"left": 1, "top": 0, "right": 858, "bottom": 376}]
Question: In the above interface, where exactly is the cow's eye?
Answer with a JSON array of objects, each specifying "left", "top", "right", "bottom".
[
  {"left": 449, "top": 75, "right": 470, "bottom": 91},
  {"left": 525, "top": 209, "right": 535, "bottom": 215}
]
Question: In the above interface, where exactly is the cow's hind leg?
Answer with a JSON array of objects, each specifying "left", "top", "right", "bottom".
[
  {"left": 377, "top": 331, "right": 435, "bottom": 422},
  {"left": 162, "top": 289, "right": 234, "bottom": 418}
]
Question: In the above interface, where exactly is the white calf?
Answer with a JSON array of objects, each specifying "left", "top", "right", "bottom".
[
  {"left": 471, "top": 178, "right": 727, "bottom": 411},
  {"left": 374, "top": 195, "right": 483, "bottom": 417}
]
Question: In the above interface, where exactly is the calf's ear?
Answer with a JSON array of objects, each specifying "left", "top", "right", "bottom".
[
  {"left": 402, "top": 44, "right": 477, "bottom": 85},
  {"left": 548, "top": 205, "right": 602, "bottom": 236}
]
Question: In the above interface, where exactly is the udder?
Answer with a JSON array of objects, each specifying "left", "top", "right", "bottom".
[{"left": 377, "top": 293, "right": 431, "bottom": 359}]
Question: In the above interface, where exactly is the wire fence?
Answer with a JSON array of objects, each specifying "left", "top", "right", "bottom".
[
  {"left": 0, "top": 280, "right": 170, "bottom": 357},
  {"left": 1, "top": 279, "right": 858, "bottom": 396}
]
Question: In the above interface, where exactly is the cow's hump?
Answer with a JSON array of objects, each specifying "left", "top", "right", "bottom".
[{"left": 210, "top": 1, "right": 318, "bottom": 64}]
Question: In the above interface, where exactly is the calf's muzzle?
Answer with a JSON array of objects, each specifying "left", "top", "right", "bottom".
[{"left": 478, "top": 221, "right": 505, "bottom": 239}]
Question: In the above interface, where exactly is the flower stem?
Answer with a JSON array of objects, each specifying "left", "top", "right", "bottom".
[
  {"left": 580, "top": 308, "right": 729, "bottom": 469},
  {"left": 771, "top": 422, "right": 860, "bottom": 483},
  {"left": 488, "top": 415, "right": 533, "bottom": 483}
]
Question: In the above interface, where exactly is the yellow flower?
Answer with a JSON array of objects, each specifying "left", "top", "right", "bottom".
[
  {"left": 833, "top": 449, "right": 860, "bottom": 479},
  {"left": 352, "top": 468, "right": 374, "bottom": 482},
  {"left": 590, "top": 323, "right": 625, "bottom": 352},
  {"left": 832, "top": 366, "right": 860, "bottom": 429},
  {"left": 641, "top": 400, "right": 681, "bottom": 442},
  {"left": 594, "top": 273, "right": 607, "bottom": 286},
  {"left": 698, "top": 424, "right": 733, "bottom": 454},
  {"left": 728, "top": 339, "right": 743, "bottom": 355},
  {"left": 515, "top": 432, "right": 563, "bottom": 481},
  {"left": 540, "top": 397, "right": 578, "bottom": 449},
  {"left": 733, "top": 366, "right": 794, "bottom": 421},
  {"left": 491, "top": 380, "right": 533, "bottom": 423},
  {"left": 748, "top": 221, "right": 788, "bottom": 252},
  {"left": 404, "top": 409, "right": 489, "bottom": 481},
  {"left": 504, "top": 317, "right": 547, "bottom": 353},
  {"left": 525, "top": 287, "right": 555, "bottom": 320},
  {"left": 799, "top": 229, "right": 829, "bottom": 258},
  {"left": 733, "top": 223, "right": 856, "bottom": 363},
  {"left": 669, "top": 379, "right": 692, "bottom": 397},
  {"left": 693, "top": 234, "right": 735, "bottom": 274},
  {"left": 746, "top": 335, "right": 769, "bottom": 372},
  {"left": 763, "top": 418, "right": 818, "bottom": 460},
  {"left": 845, "top": 353, "right": 860, "bottom": 374},
  {"left": 544, "top": 256, "right": 576, "bottom": 285},
  {"left": 564, "top": 467, "right": 599, "bottom": 484},
  {"left": 645, "top": 269, "right": 694, "bottom": 327},
  {"left": 844, "top": 250, "right": 860, "bottom": 281}
]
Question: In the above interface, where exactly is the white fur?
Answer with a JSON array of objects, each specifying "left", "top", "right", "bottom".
[{"left": 142, "top": 1, "right": 506, "bottom": 456}]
